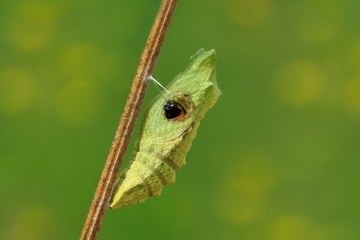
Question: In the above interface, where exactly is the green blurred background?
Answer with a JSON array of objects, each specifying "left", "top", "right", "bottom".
[{"left": 1, "top": 0, "right": 360, "bottom": 239}]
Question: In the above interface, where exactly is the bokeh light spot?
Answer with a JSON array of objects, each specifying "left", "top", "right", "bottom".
[
  {"left": 225, "top": 0, "right": 272, "bottom": 27},
  {"left": 268, "top": 215, "right": 314, "bottom": 240},
  {"left": 6, "top": 3, "right": 62, "bottom": 51},
  {"left": 1, "top": 207, "right": 56, "bottom": 240},
  {"left": 0, "top": 69, "right": 39, "bottom": 115},
  {"left": 343, "top": 74, "right": 360, "bottom": 116},
  {"left": 55, "top": 79, "right": 101, "bottom": 125},
  {"left": 217, "top": 151, "right": 277, "bottom": 223},
  {"left": 58, "top": 43, "right": 115, "bottom": 81},
  {"left": 275, "top": 61, "right": 325, "bottom": 106}
]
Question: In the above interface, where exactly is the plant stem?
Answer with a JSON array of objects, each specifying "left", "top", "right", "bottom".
[{"left": 80, "top": 1, "right": 179, "bottom": 239}]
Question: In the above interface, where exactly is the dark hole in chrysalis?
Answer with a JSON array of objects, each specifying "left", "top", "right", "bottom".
[{"left": 163, "top": 100, "right": 186, "bottom": 121}]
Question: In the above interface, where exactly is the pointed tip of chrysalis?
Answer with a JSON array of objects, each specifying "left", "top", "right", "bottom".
[
  {"left": 110, "top": 170, "right": 149, "bottom": 208},
  {"left": 190, "top": 48, "right": 216, "bottom": 69},
  {"left": 192, "top": 48, "right": 221, "bottom": 96},
  {"left": 192, "top": 48, "right": 216, "bottom": 59},
  {"left": 167, "top": 48, "right": 220, "bottom": 107}
]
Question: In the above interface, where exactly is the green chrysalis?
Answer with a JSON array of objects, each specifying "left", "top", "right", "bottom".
[{"left": 110, "top": 48, "right": 221, "bottom": 208}]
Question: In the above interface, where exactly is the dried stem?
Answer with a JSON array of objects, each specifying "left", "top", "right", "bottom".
[{"left": 80, "top": 0, "right": 179, "bottom": 239}]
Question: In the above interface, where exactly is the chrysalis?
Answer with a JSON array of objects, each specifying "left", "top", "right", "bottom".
[{"left": 110, "top": 48, "right": 221, "bottom": 208}]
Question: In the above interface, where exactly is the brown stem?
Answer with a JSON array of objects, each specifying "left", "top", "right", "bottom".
[{"left": 80, "top": 1, "right": 179, "bottom": 239}]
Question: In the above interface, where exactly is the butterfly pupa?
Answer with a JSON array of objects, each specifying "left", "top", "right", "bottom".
[{"left": 110, "top": 48, "right": 221, "bottom": 208}]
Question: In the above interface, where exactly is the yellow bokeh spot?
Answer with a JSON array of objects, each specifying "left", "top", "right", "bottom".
[
  {"left": 7, "top": 3, "right": 63, "bottom": 51},
  {"left": 227, "top": 153, "right": 276, "bottom": 199},
  {"left": 0, "top": 69, "right": 39, "bottom": 115},
  {"left": 58, "top": 43, "right": 115, "bottom": 81},
  {"left": 0, "top": 207, "right": 56, "bottom": 240},
  {"left": 343, "top": 74, "right": 360, "bottom": 116},
  {"left": 275, "top": 61, "right": 325, "bottom": 106},
  {"left": 225, "top": 0, "right": 272, "bottom": 27},
  {"left": 218, "top": 194, "right": 264, "bottom": 224},
  {"left": 217, "top": 151, "right": 277, "bottom": 223},
  {"left": 55, "top": 79, "right": 101, "bottom": 125},
  {"left": 268, "top": 215, "right": 314, "bottom": 240}
]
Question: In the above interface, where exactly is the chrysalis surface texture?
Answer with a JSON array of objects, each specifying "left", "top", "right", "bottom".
[{"left": 110, "top": 48, "right": 221, "bottom": 208}]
